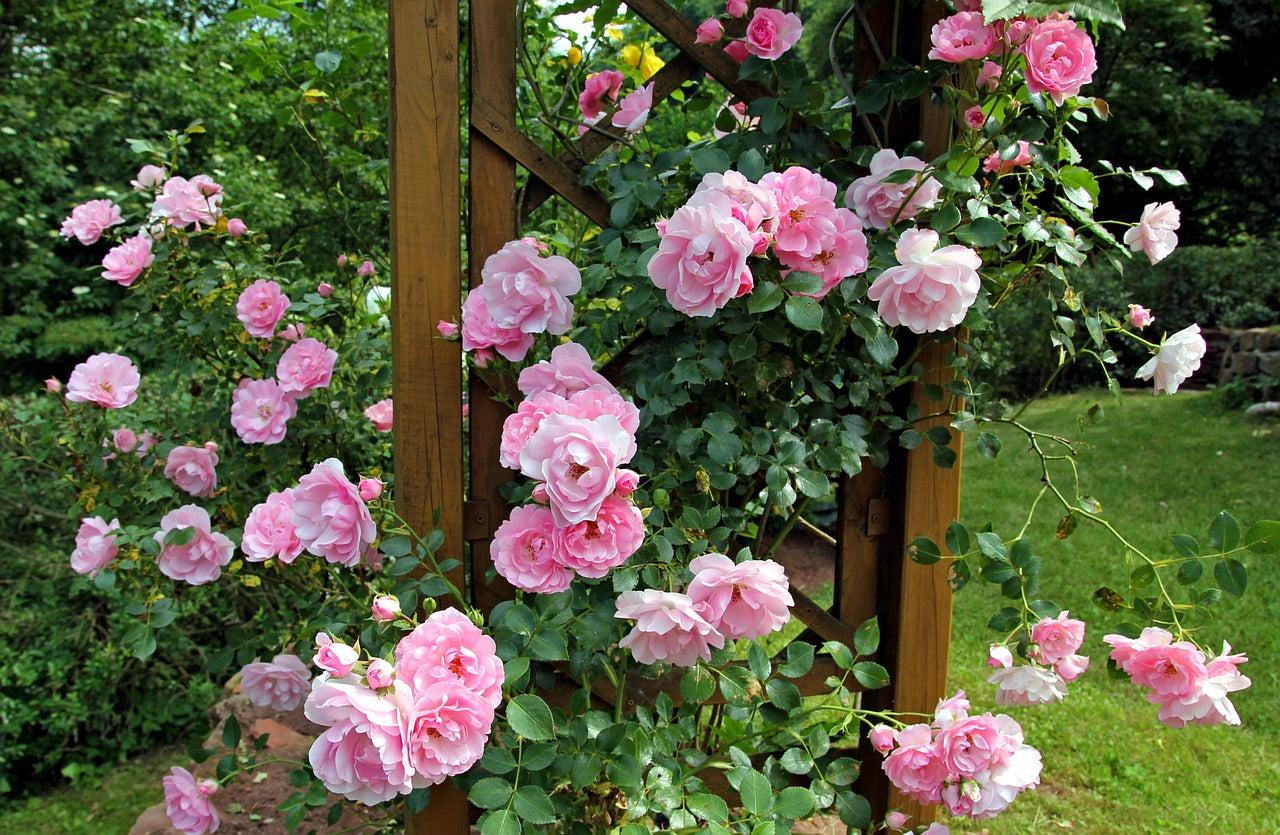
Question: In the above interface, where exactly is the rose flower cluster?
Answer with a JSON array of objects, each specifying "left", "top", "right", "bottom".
[
  {"left": 986, "top": 611, "right": 1090, "bottom": 706},
  {"left": 1105, "top": 627, "right": 1251, "bottom": 728}
]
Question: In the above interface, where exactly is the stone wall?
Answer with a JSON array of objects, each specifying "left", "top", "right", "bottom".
[{"left": 1218, "top": 327, "right": 1280, "bottom": 393}]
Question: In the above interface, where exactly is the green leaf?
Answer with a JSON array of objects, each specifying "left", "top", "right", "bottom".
[
  {"left": 946, "top": 521, "right": 971, "bottom": 556},
  {"left": 747, "top": 642, "right": 771, "bottom": 680},
  {"left": 314, "top": 50, "right": 342, "bottom": 73},
  {"left": 852, "top": 661, "right": 889, "bottom": 689},
  {"left": 686, "top": 792, "right": 730, "bottom": 823},
  {"left": 981, "top": 0, "right": 1030, "bottom": 22},
  {"left": 794, "top": 469, "right": 830, "bottom": 499},
  {"left": 779, "top": 641, "right": 815, "bottom": 678},
  {"left": 854, "top": 617, "right": 880, "bottom": 656},
  {"left": 835, "top": 791, "right": 872, "bottom": 828},
  {"left": 930, "top": 203, "right": 962, "bottom": 233},
  {"left": 774, "top": 786, "right": 815, "bottom": 820},
  {"left": 1245, "top": 520, "right": 1280, "bottom": 554},
  {"left": 1024, "top": 1, "right": 1124, "bottom": 28},
  {"left": 680, "top": 665, "right": 716, "bottom": 703},
  {"left": 1214, "top": 558, "right": 1247, "bottom": 596},
  {"left": 718, "top": 666, "right": 757, "bottom": 706},
  {"left": 1059, "top": 165, "right": 1100, "bottom": 208},
  {"left": 1171, "top": 534, "right": 1200, "bottom": 558},
  {"left": 864, "top": 331, "right": 898, "bottom": 366},
  {"left": 610, "top": 193, "right": 638, "bottom": 228},
  {"left": 406, "top": 787, "right": 432, "bottom": 814},
  {"left": 1176, "top": 560, "right": 1203, "bottom": 585},
  {"left": 1208, "top": 511, "right": 1241, "bottom": 552},
  {"left": 513, "top": 785, "right": 557, "bottom": 824},
  {"left": 737, "top": 148, "right": 766, "bottom": 182},
  {"left": 1152, "top": 167, "right": 1187, "bottom": 185},
  {"left": 955, "top": 217, "right": 1007, "bottom": 247},
  {"left": 692, "top": 147, "right": 731, "bottom": 175},
  {"left": 977, "top": 432, "right": 1002, "bottom": 459},
  {"left": 766, "top": 678, "right": 802, "bottom": 711},
  {"left": 976, "top": 532, "right": 1008, "bottom": 559},
  {"left": 739, "top": 770, "right": 773, "bottom": 816},
  {"left": 469, "top": 777, "right": 513, "bottom": 809},
  {"left": 747, "top": 282, "right": 784, "bottom": 313},
  {"left": 780, "top": 748, "right": 814, "bottom": 776},
  {"left": 528, "top": 630, "right": 569, "bottom": 661},
  {"left": 823, "top": 640, "right": 854, "bottom": 670},
  {"left": 909, "top": 536, "right": 942, "bottom": 565},
  {"left": 222, "top": 713, "right": 241, "bottom": 749},
  {"left": 479, "top": 809, "right": 521, "bottom": 835},
  {"left": 784, "top": 295, "right": 824, "bottom": 331},
  {"left": 505, "top": 694, "right": 555, "bottom": 741}
]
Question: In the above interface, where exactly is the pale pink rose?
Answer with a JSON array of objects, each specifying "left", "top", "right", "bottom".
[
  {"left": 579, "top": 70, "right": 625, "bottom": 121},
  {"left": 611, "top": 83, "right": 654, "bottom": 133},
  {"left": 1128, "top": 304, "right": 1155, "bottom": 328},
  {"left": 695, "top": 18, "right": 724, "bottom": 44},
  {"left": 460, "top": 286, "right": 535, "bottom": 362},
  {"left": 154, "top": 504, "right": 234, "bottom": 585},
  {"left": 555, "top": 494, "right": 645, "bottom": 579},
  {"left": 316, "top": 282, "right": 333, "bottom": 298},
  {"left": 1136, "top": 323, "right": 1205, "bottom": 395},
  {"left": 314, "top": 633, "right": 360, "bottom": 677},
  {"left": 693, "top": 171, "right": 777, "bottom": 247},
  {"left": 491, "top": 504, "right": 573, "bottom": 594},
  {"left": 987, "top": 662, "right": 1069, "bottom": 705},
  {"left": 230, "top": 378, "right": 297, "bottom": 445},
  {"left": 724, "top": 39, "right": 750, "bottom": 63},
  {"left": 241, "top": 654, "right": 311, "bottom": 710},
  {"left": 500, "top": 391, "right": 569, "bottom": 470},
  {"left": 933, "top": 690, "right": 971, "bottom": 726},
  {"left": 480, "top": 240, "right": 580, "bottom": 335},
  {"left": 615, "top": 589, "right": 725, "bottom": 667},
  {"left": 366, "top": 659, "right": 396, "bottom": 689},
  {"left": 164, "top": 442, "right": 219, "bottom": 498},
  {"left": 519, "top": 413, "right": 636, "bottom": 526},
  {"left": 235, "top": 279, "right": 291, "bottom": 339},
  {"left": 982, "top": 140, "right": 1034, "bottom": 174},
  {"left": 241, "top": 489, "right": 304, "bottom": 564},
  {"left": 1054, "top": 653, "right": 1090, "bottom": 682},
  {"left": 111, "top": 427, "right": 138, "bottom": 453},
  {"left": 100, "top": 235, "right": 154, "bottom": 286},
  {"left": 778, "top": 206, "right": 869, "bottom": 298},
  {"left": 132, "top": 165, "right": 167, "bottom": 190},
  {"left": 987, "top": 644, "right": 1013, "bottom": 668},
  {"left": 726, "top": 0, "right": 747, "bottom": 17},
  {"left": 365, "top": 398, "right": 394, "bottom": 432},
  {"left": 929, "top": 12, "right": 997, "bottom": 62},
  {"left": 162, "top": 766, "right": 220, "bottom": 834},
  {"left": 65, "top": 352, "right": 141, "bottom": 408},
  {"left": 395, "top": 607, "right": 505, "bottom": 707},
  {"left": 995, "top": 17, "right": 1038, "bottom": 54},
  {"left": 686, "top": 553, "right": 793, "bottom": 639},
  {"left": 437, "top": 320, "right": 459, "bottom": 338},
  {"left": 760, "top": 166, "right": 841, "bottom": 260},
  {"left": 845, "top": 149, "right": 942, "bottom": 230},
  {"left": 1103, "top": 626, "right": 1170, "bottom": 669},
  {"left": 885, "top": 811, "right": 909, "bottom": 830},
  {"left": 1124, "top": 201, "right": 1180, "bottom": 264},
  {"left": 1029, "top": 610, "right": 1086, "bottom": 665},
  {"left": 151, "top": 174, "right": 223, "bottom": 229},
  {"left": 357, "top": 260, "right": 376, "bottom": 277},
  {"left": 276, "top": 337, "right": 337, "bottom": 398},
  {"left": 744, "top": 7, "right": 803, "bottom": 60},
  {"left": 305, "top": 677, "right": 418, "bottom": 805},
  {"left": 59, "top": 199, "right": 123, "bottom": 245},
  {"left": 44, "top": 377, "right": 61, "bottom": 393},
  {"left": 977, "top": 59, "right": 1003, "bottom": 90},
  {"left": 518, "top": 236, "right": 549, "bottom": 252},
  {"left": 868, "top": 228, "right": 982, "bottom": 333},
  {"left": 1116, "top": 637, "right": 1207, "bottom": 698},
  {"left": 568, "top": 385, "right": 641, "bottom": 435},
  {"left": 372, "top": 595, "right": 402, "bottom": 622},
  {"left": 1020, "top": 17, "right": 1097, "bottom": 105},
  {"left": 137, "top": 430, "right": 159, "bottom": 455},
  {"left": 1154, "top": 642, "right": 1251, "bottom": 728},
  {"left": 405, "top": 680, "right": 495, "bottom": 782},
  {"left": 70, "top": 516, "right": 121, "bottom": 577},
  {"left": 921, "top": 826, "right": 952, "bottom": 835},
  {"left": 967, "top": 741, "right": 1042, "bottom": 819},
  {"left": 280, "top": 323, "right": 306, "bottom": 341},
  {"left": 881, "top": 724, "right": 947, "bottom": 804},
  {"left": 337, "top": 253, "right": 350, "bottom": 267},
  {"left": 614, "top": 468, "right": 640, "bottom": 496},
  {"left": 869, "top": 724, "right": 896, "bottom": 754},
  {"left": 292, "top": 458, "right": 376, "bottom": 567},
  {"left": 963, "top": 105, "right": 986, "bottom": 131},
  {"left": 936, "top": 714, "right": 1006, "bottom": 778},
  {"left": 358, "top": 478, "right": 384, "bottom": 501},
  {"left": 648, "top": 191, "right": 754, "bottom": 317},
  {"left": 516, "top": 341, "right": 614, "bottom": 398}
]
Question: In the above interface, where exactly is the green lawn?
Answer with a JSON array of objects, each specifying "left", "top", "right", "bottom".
[{"left": 945, "top": 390, "right": 1280, "bottom": 833}]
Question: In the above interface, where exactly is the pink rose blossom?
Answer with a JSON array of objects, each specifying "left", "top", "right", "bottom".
[
  {"left": 315, "top": 634, "right": 360, "bottom": 677},
  {"left": 241, "top": 489, "right": 304, "bottom": 564},
  {"left": 395, "top": 607, "right": 505, "bottom": 708},
  {"left": 988, "top": 644, "right": 1014, "bottom": 668},
  {"left": 611, "top": 83, "right": 654, "bottom": 133},
  {"left": 615, "top": 589, "right": 725, "bottom": 667},
  {"left": 437, "top": 320, "right": 459, "bottom": 338},
  {"left": 694, "top": 170, "right": 778, "bottom": 248},
  {"left": 132, "top": 165, "right": 167, "bottom": 190},
  {"left": 164, "top": 442, "right": 219, "bottom": 498},
  {"left": 366, "top": 659, "right": 396, "bottom": 689},
  {"left": 1128, "top": 304, "right": 1155, "bottom": 329},
  {"left": 1020, "top": 17, "right": 1097, "bottom": 105},
  {"left": 686, "top": 553, "right": 793, "bottom": 640},
  {"left": 869, "top": 724, "right": 896, "bottom": 754},
  {"left": 480, "top": 240, "right": 580, "bottom": 336},
  {"left": 151, "top": 175, "right": 223, "bottom": 229},
  {"left": 933, "top": 690, "right": 971, "bottom": 726},
  {"left": 111, "top": 427, "right": 138, "bottom": 453},
  {"left": 1124, "top": 201, "right": 1180, "bottom": 264},
  {"left": 1154, "top": 643, "right": 1251, "bottom": 728},
  {"left": 45, "top": 377, "right": 61, "bottom": 393},
  {"left": 519, "top": 412, "right": 636, "bottom": 526},
  {"left": 405, "top": 680, "right": 495, "bottom": 782},
  {"left": 987, "top": 661, "right": 1068, "bottom": 705},
  {"left": 230, "top": 378, "right": 297, "bottom": 445},
  {"left": 357, "top": 260, "right": 376, "bottom": 277},
  {"left": 1054, "top": 653, "right": 1090, "bottom": 682},
  {"left": 516, "top": 341, "right": 614, "bottom": 398},
  {"left": 936, "top": 714, "right": 1007, "bottom": 778},
  {"left": 983, "top": 140, "right": 1034, "bottom": 174},
  {"left": 928, "top": 12, "right": 997, "bottom": 62},
  {"left": 1030, "top": 611, "right": 1086, "bottom": 665},
  {"left": 491, "top": 504, "right": 574, "bottom": 594},
  {"left": 305, "top": 677, "right": 418, "bottom": 805},
  {"left": 59, "top": 199, "right": 123, "bottom": 245},
  {"left": 365, "top": 398, "right": 394, "bottom": 432},
  {"left": 100, "top": 235, "right": 154, "bottom": 286},
  {"left": 162, "top": 766, "right": 220, "bottom": 834},
  {"left": 226, "top": 218, "right": 247, "bottom": 237},
  {"left": 882, "top": 724, "right": 947, "bottom": 805},
  {"left": 579, "top": 70, "right": 625, "bottom": 122},
  {"left": 70, "top": 516, "right": 121, "bottom": 577},
  {"left": 845, "top": 149, "right": 942, "bottom": 230},
  {"left": 760, "top": 166, "right": 841, "bottom": 260},
  {"left": 868, "top": 228, "right": 982, "bottom": 333},
  {"left": 241, "top": 654, "right": 311, "bottom": 710},
  {"left": 65, "top": 352, "right": 140, "bottom": 408},
  {"left": 372, "top": 595, "right": 402, "bottom": 622},
  {"left": 724, "top": 39, "right": 750, "bottom": 63},
  {"left": 695, "top": 18, "right": 724, "bottom": 44},
  {"left": 885, "top": 811, "right": 909, "bottom": 830},
  {"left": 337, "top": 253, "right": 350, "bottom": 267},
  {"left": 647, "top": 191, "right": 754, "bottom": 317},
  {"left": 316, "top": 282, "right": 333, "bottom": 298},
  {"left": 726, "top": 0, "right": 747, "bottom": 17},
  {"left": 460, "top": 286, "right": 535, "bottom": 362},
  {"left": 778, "top": 206, "right": 869, "bottom": 298},
  {"left": 292, "top": 458, "right": 377, "bottom": 567},
  {"left": 358, "top": 477, "right": 384, "bottom": 501},
  {"left": 235, "top": 279, "right": 291, "bottom": 339},
  {"left": 977, "top": 60, "right": 1003, "bottom": 90},
  {"left": 555, "top": 494, "right": 645, "bottom": 579},
  {"left": 280, "top": 323, "right": 306, "bottom": 341},
  {"left": 1136, "top": 324, "right": 1205, "bottom": 395},
  {"left": 155, "top": 504, "right": 234, "bottom": 585},
  {"left": 614, "top": 468, "right": 640, "bottom": 496},
  {"left": 1112, "top": 634, "right": 1206, "bottom": 698},
  {"left": 744, "top": 7, "right": 804, "bottom": 60},
  {"left": 964, "top": 105, "right": 986, "bottom": 131},
  {"left": 500, "top": 391, "right": 569, "bottom": 470},
  {"left": 276, "top": 337, "right": 337, "bottom": 398}
]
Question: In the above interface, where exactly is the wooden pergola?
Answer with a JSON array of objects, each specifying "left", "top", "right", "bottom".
[{"left": 389, "top": 1, "right": 957, "bottom": 830}]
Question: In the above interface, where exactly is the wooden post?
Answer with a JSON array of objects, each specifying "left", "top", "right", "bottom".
[{"left": 388, "top": 1, "right": 470, "bottom": 831}]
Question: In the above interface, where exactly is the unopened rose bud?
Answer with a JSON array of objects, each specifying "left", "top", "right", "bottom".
[
  {"left": 726, "top": 0, "right": 748, "bottom": 17},
  {"left": 45, "top": 377, "right": 61, "bottom": 393},
  {"left": 437, "top": 320, "right": 459, "bottom": 338},
  {"left": 357, "top": 260, "right": 376, "bottom": 277},
  {"left": 885, "top": 811, "right": 909, "bottom": 830},
  {"left": 869, "top": 724, "right": 895, "bottom": 754},
  {"left": 614, "top": 469, "right": 640, "bottom": 496},
  {"left": 227, "top": 218, "right": 247, "bottom": 237},
  {"left": 337, "top": 253, "right": 349, "bottom": 267},
  {"left": 531, "top": 482, "right": 549, "bottom": 504},
  {"left": 198, "top": 779, "right": 219, "bottom": 797},
  {"left": 1128, "top": 304, "right": 1155, "bottom": 329},
  {"left": 366, "top": 658, "right": 395, "bottom": 689},
  {"left": 358, "top": 477, "right": 384, "bottom": 502},
  {"left": 964, "top": 105, "right": 985, "bottom": 131},
  {"left": 371, "top": 595, "right": 401, "bottom": 622},
  {"left": 203, "top": 441, "right": 218, "bottom": 453},
  {"left": 314, "top": 635, "right": 359, "bottom": 677},
  {"left": 695, "top": 18, "right": 724, "bottom": 44},
  {"left": 317, "top": 282, "right": 334, "bottom": 298},
  {"left": 132, "top": 164, "right": 167, "bottom": 190}
]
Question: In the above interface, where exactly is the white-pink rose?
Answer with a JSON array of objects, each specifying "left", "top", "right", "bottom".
[
  {"left": 366, "top": 659, "right": 396, "bottom": 689},
  {"left": 695, "top": 18, "right": 724, "bottom": 44},
  {"left": 516, "top": 341, "right": 614, "bottom": 399},
  {"left": 460, "top": 286, "right": 535, "bottom": 362},
  {"left": 1136, "top": 324, "right": 1205, "bottom": 395},
  {"left": 241, "top": 489, "right": 304, "bottom": 564},
  {"left": 155, "top": 504, "right": 234, "bottom": 585},
  {"left": 982, "top": 140, "right": 1035, "bottom": 174},
  {"left": 235, "top": 279, "right": 291, "bottom": 339},
  {"left": 611, "top": 84, "right": 653, "bottom": 133},
  {"left": 164, "top": 442, "right": 219, "bottom": 498},
  {"left": 395, "top": 607, "right": 505, "bottom": 708},
  {"left": 744, "top": 7, "right": 803, "bottom": 60},
  {"left": 70, "top": 516, "right": 121, "bottom": 577},
  {"left": 555, "top": 494, "right": 645, "bottom": 579},
  {"left": 276, "top": 337, "right": 337, "bottom": 398},
  {"left": 519, "top": 413, "right": 636, "bottom": 526},
  {"left": 241, "top": 654, "right": 311, "bottom": 711},
  {"left": 845, "top": 149, "right": 942, "bottom": 230},
  {"left": 686, "top": 552, "right": 793, "bottom": 639},
  {"left": 65, "top": 352, "right": 141, "bottom": 408},
  {"left": 372, "top": 595, "right": 402, "bottom": 622},
  {"left": 928, "top": 12, "right": 997, "bottom": 63},
  {"left": 615, "top": 589, "right": 725, "bottom": 667},
  {"left": 1124, "top": 201, "right": 1180, "bottom": 264},
  {"left": 101, "top": 235, "right": 154, "bottom": 286},
  {"left": 305, "top": 677, "right": 418, "bottom": 805},
  {"left": 314, "top": 634, "right": 360, "bottom": 677},
  {"left": 647, "top": 191, "right": 754, "bottom": 317},
  {"left": 479, "top": 240, "right": 580, "bottom": 335},
  {"left": 162, "top": 766, "right": 220, "bottom": 834},
  {"left": 1020, "top": 17, "right": 1097, "bottom": 105},
  {"left": 132, "top": 165, "right": 167, "bottom": 190},
  {"left": 500, "top": 391, "right": 569, "bottom": 470},
  {"left": 59, "top": 199, "right": 123, "bottom": 245},
  {"left": 230, "top": 378, "right": 297, "bottom": 445},
  {"left": 151, "top": 174, "right": 223, "bottom": 229},
  {"left": 292, "top": 459, "right": 376, "bottom": 567},
  {"left": 1128, "top": 304, "right": 1155, "bottom": 329},
  {"left": 868, "top": 228, "right": 982, "bottom": 334}
]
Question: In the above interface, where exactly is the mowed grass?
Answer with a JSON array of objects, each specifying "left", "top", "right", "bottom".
[{"left": 945, "top": 390, "right": 1280, "bottom": 833}]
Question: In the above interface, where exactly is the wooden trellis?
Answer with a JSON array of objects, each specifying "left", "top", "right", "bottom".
[{"left": 390, "top": 1, "right": 957, "bottom": 830}]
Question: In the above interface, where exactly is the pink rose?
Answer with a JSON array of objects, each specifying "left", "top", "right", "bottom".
[
  {"left": 686, "top": 553, "right": 793, "bottom": 639},
  {"left": 372, "top": 595, "right": 402, "bottom": 622},
  {"left": 44, "top": 377, "right": 61, "bottom": 393},
  {"left": 241, "top": 489, "right": 304, "bottom": 564},
  {"left": 1124, "top": 201, "right": 1180, "bottom": 264},
  {"left": 695, "top": 18, "right": 724, "bottom": 44},
  {"left": 555, "top": 494, "right": 645, "bottom": 579},
  {"left": 987, "top": 644, "right": 1013, "bottom": 668},
  {"left": 163, "top": 442, "right": 219, "bottom": 498},
  {"left": 723, "top": 39, "right": 750, "bottom": 63},
  {"left": 405, "top": 680, "right": 495, "bottom": 781},
  {"left": 928, "top": 12, "right": 997, "bottom": 62},
  {"left": 500, "top": 391, "right": 570, "bottom": 470},
  {"left": 744, "top": 7, "right": 803, "bottom": 60},
  {"left": 364, "top": 398, "right": 394, "bottom": 432},
  {"left": 230, "top": 378, "right": 297, "bottom": 445},
  {"left": 358, "top": 260, "right": 376, "bottom": 277},
  {"left": 516, "top": 341, "right": 614, "bottom": 399},
  {"left": 137, "top": 430, "right": 159, "bottom": 455},
  {"left": 845, "top": 149, "right": 942, "bottom": 230},
  {"left": 305, "top": 677, "right": 418, "bottom": 804},
  {"left": 151, "top": 175, "right": 223, "bottom": 229},
  {"left": 885, "top": 811, "right": 909, "bottom": 830},
  {"left": 235, "top": 279, "right": 291, "bottom": 339},
  {"left": 777, "top": 206, "right": 869, "bottom": 298},
  {"left": 1155, "top": 642, "right": 1251, "bottom": 728},
  {"left": 519, "top": 413, "right": 636, "bottom": 526},
  {"left": 315, "top": 634, "right": 361, "bottom": 677},
  {"left": 276, "top": 337, "right": 337, "bottom": 398},
  {"left": 65, "top": 352, "right": 140, "bottom": 408},
  {"left": 868, "top": 228, "right": 982, "bottom": 333},
  {"left": 1115, "top": 638, "right": 1206, "bottom": 698},
  {"left": 100, "top": 235, "right": 154, "bottom": 286},
  {"left": 111, "top": 427, "right": 138, "bottom": 453},
  {"left": 132, "top": 165, "right": 167, "bottom": 190},
  {"left": 226, "top": 217, "right": 247, "bottom": 237},
  {"left": 59, "top": 199, "right": 123, "bottom": 245},
  {"left": 648, "top": 191, "right": 754, "bottom": 317},
  {"left": 1029, "top": 610, "right": 1086, "bottom": 665},
  {"left": 567, "top": 385, "right": 640, "bottom": 434},
  {"left": 615, "top": 589, "right": 725, "bottom": 666},
  {"left": 337, "top": 253, "right": 350, "bottom": 267},
  {"left": 154, "top": 504, "right": 234, "bottom": 585},
  {"left": 479, "top": 240, "right": 580, "bottom": 336},
  {"left": 292, "top": 458, "right": 377, "bottom": 567},
  {"left": 1128, "top": 304, "right": 1155, "bottom": 329},
  {"left": 982, "top": 140, "right": 1034, "bottom": 174},
  {"left": 70, "top": 516, "right": 121, "bottom": 577},
  {"left": 1054, "top": 653, "right": 1090, "bottom": 682},
  {"left": 933, "top": 690, "right": 971, "bottom": 726},
  {"left": 395, "top": 607, "right": 505, "bottom": 708},
  {"left": 1136, "top": 323, "right": 1205, "bottom": 395},
  {"left": 869, "top": 724, "right": 896, "bottom": 754},
  {"left": 760, "top": 166, "right": 842, "bottom": 260},
  {"left": 460, "top": 287, "right": 535, "bottom": 362},
  {"left": 611, "top": 83, "right": 654, "bottom": 133},
  {"left": 280, "top": 323, "right": 306, "bottom": 341},
  {"left": 881, "top": 724, "right": 947, "bottom": 805},
  {"left": 1020, "top": 17, "right": 1097, "bottom": 105},
  {"left": 977, "top": 59, "right": 1003, "bottom": 90},
  {"left": 963, "top": 105, "right": 986, "bottom": 131},
  {"left": 162, "top": 766, "right": 220, "bottom": 834},
  {"left": 366, "top": 659, "right": 396, "bottom": 689},
  {"left": 694, "top": 170, "right": 778, "bottom": 247},
  {"left": 437, "top": 320, "right": 459, "bottom": 338},
  {"left": 726, "top": 0, "right": 747, "bottom": 17},
  {"left": 358, "top": 477, "right": 384, "bottom": 501},
  {"left": 936, "top": 714, "right": 1007, "bottom": 778},
  {"left": 241, "top": 654, "right": 311, "bottom": 710},
  {"left": 987, "top": 661, "right": 1068, "bottom": 705},
  {"left": 578, "top": 70, "right": 624, "bottom": 121},
  {"left": 614, "top": 468, "right": 640, "bottom": 496},
  {"left": 316, "top": 282, "right": 333, "bottom": 298}
]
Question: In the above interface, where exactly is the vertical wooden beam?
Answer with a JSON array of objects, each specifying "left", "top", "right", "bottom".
[{"left": 389, "top": 2, "right": 469, "bottom": 832}]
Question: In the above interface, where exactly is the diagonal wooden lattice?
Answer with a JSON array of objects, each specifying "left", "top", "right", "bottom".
[{"left": 390, "top": 1, "right": 956, "bottom": 829}]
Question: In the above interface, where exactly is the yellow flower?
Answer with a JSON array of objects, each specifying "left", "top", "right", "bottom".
[
  {"left": 620, "top": 43, "right": 641, "bottom": 68},
  {"left": 605, "top": 25, "right": 624, "bottom": 41},
  {"left": 640, "top": 48, "right": 665, "bottom": 80},
  {"left": 567, "top": 46, "right": 583, "bottom": 65}
]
